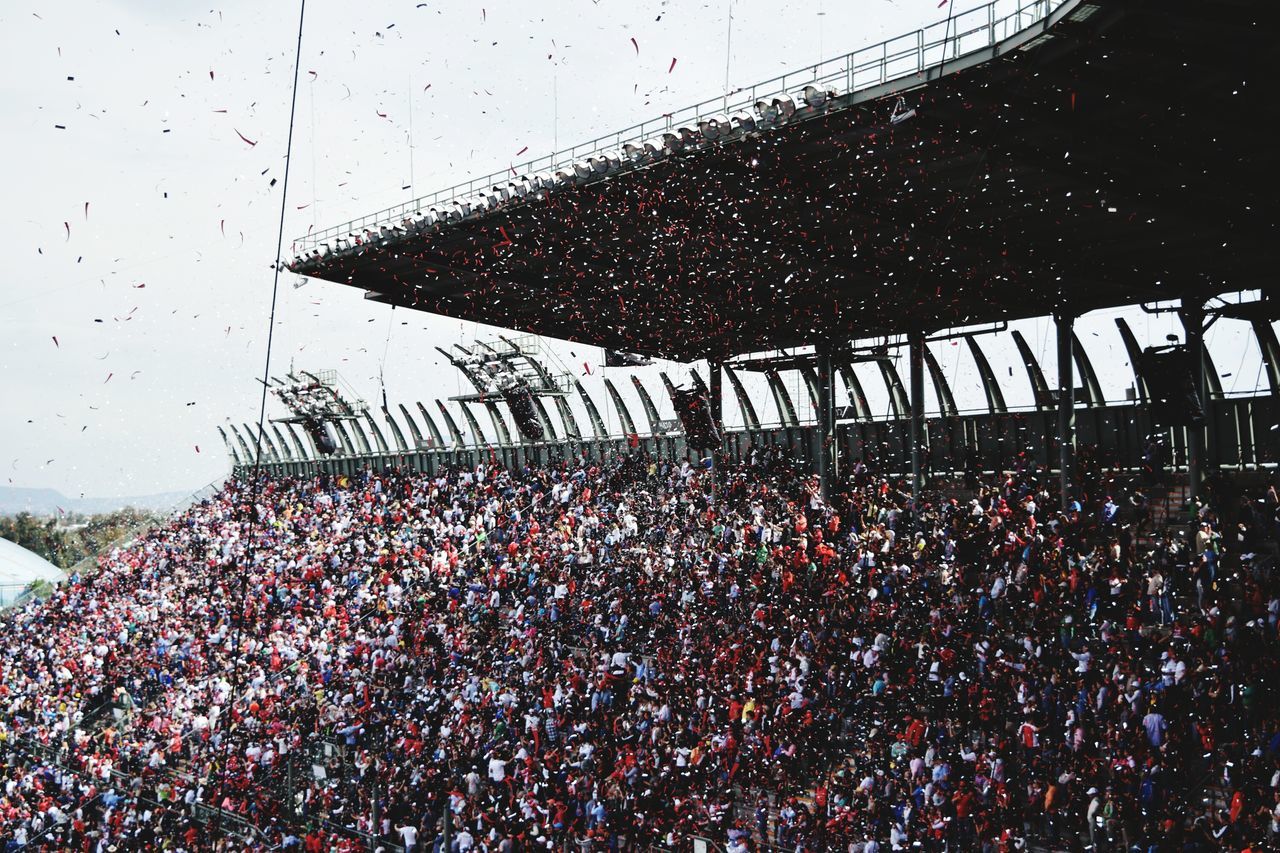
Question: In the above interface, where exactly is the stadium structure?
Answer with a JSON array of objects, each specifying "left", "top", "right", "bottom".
[
  {"left": 5, "top": 0, "right": 1277, "bottom": 850},
  {"left": 266, "top": 0, "right": 1277, "bottom": 502}
]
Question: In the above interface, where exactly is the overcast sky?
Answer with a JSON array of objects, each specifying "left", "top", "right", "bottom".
[{"left": 1, "top": 0, "right": 1268, "bottom": 500}]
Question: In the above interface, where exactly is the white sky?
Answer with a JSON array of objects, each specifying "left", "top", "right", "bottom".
[{"left": 0, "top": 0, "right": 1269, "bottom": 499}]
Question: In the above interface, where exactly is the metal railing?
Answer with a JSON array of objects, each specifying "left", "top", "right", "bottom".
[{"left": 293, "top": 0, "right": 1069, "bottom": 254}]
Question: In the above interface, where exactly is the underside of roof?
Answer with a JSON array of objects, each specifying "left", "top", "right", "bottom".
[{"left": 293, "top": 0, "right": 1277, "bottom": 362}]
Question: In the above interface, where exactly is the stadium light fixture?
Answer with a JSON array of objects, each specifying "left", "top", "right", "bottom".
[
  {"left": 801, "top": 85, "right": 830, "bottom": 108},
  {"left": 699, "top": 115, "right": 731, "bottom": 140}
]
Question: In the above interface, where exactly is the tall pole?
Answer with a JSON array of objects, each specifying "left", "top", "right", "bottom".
[
  {"left": 1181, "top": 300, "right": 1206, "bottom": 502},
  {"left": 815, "top": 344, "right": 835, "bottom": 499},
  {"left": 1055, "top": 313, "right": 1076, "bottom": 508},
  {"left": 908, "top": 332, "right": 925, "bottom": 502}
]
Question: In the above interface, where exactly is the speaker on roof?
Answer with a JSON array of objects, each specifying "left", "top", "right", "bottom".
[
  {"left": 673, "top": 386, "right": 721, "bottom": 449},
  {"left": 1137, "top": 345, "right": 1203, "bottom": 426}
]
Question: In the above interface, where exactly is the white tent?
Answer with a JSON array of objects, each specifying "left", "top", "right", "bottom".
[{"left": 0, "top": 537, "right": 64, "bottom": 606}]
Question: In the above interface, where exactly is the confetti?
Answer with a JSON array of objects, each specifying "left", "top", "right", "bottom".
[
  {"left": 668, "top": 57, "right": 677, "bottom": 73},
  {"left": 234, "top": 128, "right": 257, "bottom": 146}
]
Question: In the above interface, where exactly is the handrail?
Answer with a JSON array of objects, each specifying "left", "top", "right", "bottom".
[{"left": 293, "top": 0, "right": 1067, "bottom": 254}]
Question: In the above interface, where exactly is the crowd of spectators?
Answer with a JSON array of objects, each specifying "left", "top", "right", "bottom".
[{"left": 1, "top": 447, "right": 1278, "bottom": 852}]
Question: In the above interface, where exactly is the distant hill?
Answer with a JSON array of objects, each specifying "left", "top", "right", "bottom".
[{"left": 0, "top": 486, "right": 192, "bottom": 517}]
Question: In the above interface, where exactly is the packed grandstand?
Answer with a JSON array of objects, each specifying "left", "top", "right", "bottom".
[{"left": 2, "top": 449, "right": 1277, "bottom": 851}]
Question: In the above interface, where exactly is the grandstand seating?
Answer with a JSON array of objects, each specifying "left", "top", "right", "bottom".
[{"left": 2, "top": 451, "right": 1276, "bottom": 850}]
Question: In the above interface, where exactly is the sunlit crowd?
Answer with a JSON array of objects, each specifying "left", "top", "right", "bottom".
[{"left": 2, "top": 448, "right": 1278, "bottom": 852}]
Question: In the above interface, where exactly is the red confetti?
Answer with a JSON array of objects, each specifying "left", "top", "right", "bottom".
[
  {"left": 234, "top": 128, "right": 257, "bottom": 146},
  {"left": 668, "top": 57, "right": 677, "bottom": 73},
  {"left": 104, "top": 372, "right": 113, "bottom": 383},
  {"left": 582, "top": 362, "right": 593, "bottom": 375},
  {"left": 630, "top": 37, "right": 639, "bottom": 55},
  {"left": 515, "top": 146, "right": 528, "bottom": 156}
]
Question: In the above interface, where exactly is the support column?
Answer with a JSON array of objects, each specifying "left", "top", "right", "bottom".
[
  {"left": 908, "top": 332, "right": 925, "bottom": 501},
  {"left": 1055, "top": 313, "right": 1076, "bottom": 508},
  {"left": 709, "top": 360, "right": 723, "bottom": 487},
  {"left": 709, "top": 360, "right": 723, "bottom": 431},
  {"left": 815, "top": 344, "right": 835, "bottom": 499},
  {"left": 1181, "top": 301, "right": 1206, "bottom": 502}
]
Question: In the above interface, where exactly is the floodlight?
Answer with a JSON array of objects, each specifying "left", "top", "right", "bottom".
[
  {"left": 699, "top": 115, "right": 730, "bottom": 140},
  {"left": 801, "top": 85, "right": 829, "bottom": 108},
  {"left": 772, "top": 95, "right": 796, "bottom": 119}
]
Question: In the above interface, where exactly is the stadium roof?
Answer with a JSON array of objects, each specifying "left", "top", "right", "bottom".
[{"left": 292, "top": 0, "right": 1277, "bottom": 362}]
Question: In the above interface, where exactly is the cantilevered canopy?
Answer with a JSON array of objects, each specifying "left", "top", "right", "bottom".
[{"left": 293, "top": 0, "right": 1276, "bottom": 362}]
